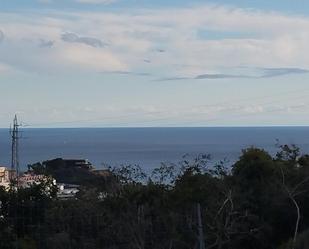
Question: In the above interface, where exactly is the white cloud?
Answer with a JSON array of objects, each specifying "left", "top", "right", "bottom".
[
  {"left": 0, "top": 63, "right": 12, "bottom": 73},
  {"left": 1, "top": 4, "right": 309, "bottom": 76},
  {"left": 0, "top": 29, "right": 4, "bottom": 42},
  {"left": 58, "top": 44, "right": 127, "bottom": 71}
]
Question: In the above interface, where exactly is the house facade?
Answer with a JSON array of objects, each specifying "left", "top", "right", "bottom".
[{"left": 0, "top": 167, "right": 14, "bottom": 189}]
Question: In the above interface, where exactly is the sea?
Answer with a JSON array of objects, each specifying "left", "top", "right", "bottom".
[{"left": 1, "top": 127, "right": 309, "bottom": 173}]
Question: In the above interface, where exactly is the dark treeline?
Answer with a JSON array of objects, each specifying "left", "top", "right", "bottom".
[{"left": 1, "top": 145, "right": 309, "bottom": 249}]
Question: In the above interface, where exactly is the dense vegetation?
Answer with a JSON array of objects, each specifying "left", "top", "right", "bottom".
[{"left": 1, "top": 145, "right": 309, "bottom": 249}]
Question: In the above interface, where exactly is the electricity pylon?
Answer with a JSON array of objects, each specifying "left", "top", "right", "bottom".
[{"left": 10, "top": 115, "right": 21, "bottom": 179}]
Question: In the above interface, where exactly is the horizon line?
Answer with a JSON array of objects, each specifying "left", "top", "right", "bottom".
[{"left": 1, "top": 125, "right": 309, "bottom": 129}]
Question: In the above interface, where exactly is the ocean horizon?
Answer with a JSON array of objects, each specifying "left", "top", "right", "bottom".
[{"left": 1, "top": 126, "right": 309, "bottom": 172}]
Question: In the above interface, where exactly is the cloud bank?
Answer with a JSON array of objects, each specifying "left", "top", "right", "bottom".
[
  {"left": 38, "top": 39, "right": 54, "bottom": 48},
  {"left": 260, "top": 68, "right": 309, "bottom": 78},
  {"left": 0, "top": 30, "right": 4, "bottom": 43},
  {"left": 195, "top": 68, "right": 309, "bottom": 80},
  {"left": 61, "top": 32, "right": 106, "bottom": 48},
  {"left": 159, "top": 68, "right": 309, "bottom": 81},
  {"left": 1, "top": 4, "right": 309, "bottom": 77}
]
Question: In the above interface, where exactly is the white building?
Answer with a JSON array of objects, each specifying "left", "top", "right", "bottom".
[
  {"left": 18, "top": 173, "right": 55, "bottom": 188},
  {"left": 0, "top": 167, "right": 56, "bottom": 191},
  {"left": 57, "top": 183, "right": 80, "bottom": 199},
  {"left": 0, "top": 167, "right": 15, "bottom": 190}
]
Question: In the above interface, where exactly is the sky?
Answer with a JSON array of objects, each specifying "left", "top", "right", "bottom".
[{"left": 1, "top": 0, "right": 309, "bottom": 127}]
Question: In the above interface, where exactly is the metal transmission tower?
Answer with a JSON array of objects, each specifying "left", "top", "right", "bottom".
[{"left": 10, "top": 115, "right": 21, "bottom": 179}]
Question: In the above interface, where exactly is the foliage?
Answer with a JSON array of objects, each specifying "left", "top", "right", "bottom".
[{"left": 2, "top": 146, "right": 309, "bottom": 248}]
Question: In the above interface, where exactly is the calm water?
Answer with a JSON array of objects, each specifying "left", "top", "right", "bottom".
[{"left": 1, "top": 127, "right": 309, "bottom": 171}]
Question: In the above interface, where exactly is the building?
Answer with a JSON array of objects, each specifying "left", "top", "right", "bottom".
[
  {"left": 0, "top": 167, "right": 56, "bottom": 191},
  {"left": 57, "top": 183, "right": 80, "bottom": 199},
  {"left": 18, "top": 173, "right": 56, "bottom": 188},
  {"left": 44, "top": 158, "right": 94, "bottom": 171},
  {"left": 0, "top": 167, "right": 15, "bottom": 189},
  {"left": 0, "top": 167, "right": 10, "bottom": 189}
]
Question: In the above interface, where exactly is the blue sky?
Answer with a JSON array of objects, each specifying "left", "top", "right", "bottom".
[{"left": 1, "top": 0, "right": 309, "bottom": 127}]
